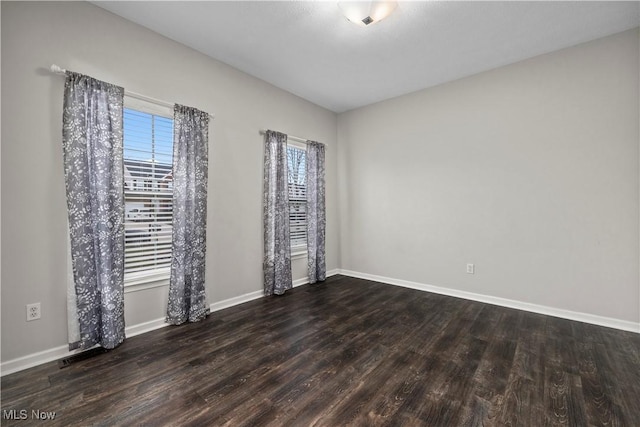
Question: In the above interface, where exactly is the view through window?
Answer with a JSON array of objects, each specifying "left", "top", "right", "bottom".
[
  {"left": 287, "top": 143, "right": 307, "bottom": 252},
  {"left": 123, "top": 108, "right": 174, "bottom": 284}
]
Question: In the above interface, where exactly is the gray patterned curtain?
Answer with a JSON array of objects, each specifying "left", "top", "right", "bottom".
[
  {"left": 166, "top": 105, "right": 210, "bottom": 325},
  {"left": 306, "top": 141, "right": 326, "bottom": 284},
  {"left": 263, "top": 130, "right": 292, "bottom": 295},
  {"left": 62, "top": 71, "right": 125, "bottom": 350}
]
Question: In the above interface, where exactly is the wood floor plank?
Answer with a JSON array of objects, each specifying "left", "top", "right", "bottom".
[
  {"left": 497, "top": 342, "right": 545, "bottom": 425},
  {"left": 471, "top": 335, "right": 517, "bottom": 403},
  {"left": 543, "top": 366, "right": 588, "bottom": 426},
  {"left": 2, "top": 275, "right": 639, "bottom": 426}
]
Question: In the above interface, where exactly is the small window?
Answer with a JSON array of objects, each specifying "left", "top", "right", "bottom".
[
  {"left": 123, "top": 106, "right": 174, "bottom": 286},
  {"left": 287, "top": 141, "right": 307, "bottom": 254}
]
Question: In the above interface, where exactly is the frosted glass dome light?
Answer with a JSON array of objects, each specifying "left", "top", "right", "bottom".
[{"left": 338, "top": 1, "right": 398, "bottom": 27}]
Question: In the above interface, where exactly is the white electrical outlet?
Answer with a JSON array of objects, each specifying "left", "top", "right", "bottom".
[
  {"left": 26, "top": 303, "right": 41, "bottom": 321},
  {"left": 466, "top": 264, "right": 475, "bottom": 274}
]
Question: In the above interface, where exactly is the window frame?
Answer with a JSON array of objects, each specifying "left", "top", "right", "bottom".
[
  {"left": 122, "top": 97, "right": 174, "bottom": 292},
  {"left": 287, "top": 138, "right": 308, "bottom": 258}
]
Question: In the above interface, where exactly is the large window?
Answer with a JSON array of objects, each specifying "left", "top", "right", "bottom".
[
  {"left": 123, "top": 107, "right": 174, "bottom": 285},
  {"left": 287, "top": 141, "right": 307, "bottom": 254}
]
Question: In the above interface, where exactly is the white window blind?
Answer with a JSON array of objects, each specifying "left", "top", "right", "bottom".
[
  {"left": 123, "top": 108, "right": 174, "bottom": 284},
  {"left": 287, "top": 143, "right": 307, "bottom": 252}
]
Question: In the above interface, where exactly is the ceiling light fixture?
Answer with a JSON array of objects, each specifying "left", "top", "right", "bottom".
[{"left": 338, "top": 1, "right": 398, "bottom": 27}]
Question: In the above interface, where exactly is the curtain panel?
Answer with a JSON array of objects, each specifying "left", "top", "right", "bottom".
[
  {"left": 263, "top": 130, "right": 293, "bottom": 296},
  {"left": 62, "top": 71, "right": 126, "bottom": 350},
  {"left": 166, "top": 104, "right": 210, "bottom": 325},
  {"left": 306, "top": 141, "right": 326, "bottom": 284}
]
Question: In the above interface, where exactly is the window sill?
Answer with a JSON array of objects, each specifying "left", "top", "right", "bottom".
[
  {"left": 124, "top": 269, "right": 170, "bottom": 293},
  {"left": 291, "top": 250, "right": 308, "bottom": 260}
]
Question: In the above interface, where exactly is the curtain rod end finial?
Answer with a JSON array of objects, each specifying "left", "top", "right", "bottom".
[{"left": 51, "top": 64, "right": 65, "bottom": 74}]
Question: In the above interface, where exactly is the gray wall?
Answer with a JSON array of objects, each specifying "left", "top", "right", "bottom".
[
  {"left": 338, "top": 29, "right": 639, "bottom": 323},
  {"left": 1, "top": 1, "right": 338, "bottom": 362}
]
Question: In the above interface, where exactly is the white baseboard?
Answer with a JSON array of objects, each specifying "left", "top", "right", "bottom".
[
  {"left": 0, "top": 345, "right": 78, "bottom": 377},
  {"left": 338, "top": 269, "right": 640, "bottom": 333},
  {"left": 1, "top": 269, "right": 340, "bottom": 377},
  {"left": 0, "top": 319, "right": 170, "bottom": 377},
  {"left": 125, "top": 317, "right": 169, "bottom": 337},
  {"left": 293, "top": 268, "right": 340, "bottom": 288},
  {"left": 209, "top": 290, "right": 264, "bottom": 312}
]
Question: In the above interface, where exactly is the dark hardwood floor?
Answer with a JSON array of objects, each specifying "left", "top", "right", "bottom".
[{"left": 2, "top": 275, "right": 639, "bottom": 426}]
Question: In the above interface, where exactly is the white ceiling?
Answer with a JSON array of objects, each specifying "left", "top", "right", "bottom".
[{"left": 94, "top": 1, "right": 639, "bottom": 113}]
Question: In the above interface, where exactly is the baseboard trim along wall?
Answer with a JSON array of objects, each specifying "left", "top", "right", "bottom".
[
  {"left": 0, "top": 319, "right": 169, "bottom": 377},
  {"left": 0, "top": 269, "right": 340, "bottom": 376},
  {"left": 5, "top": 267, "right": 632, "bottom": 375},
  {"left": 338, "top": 269, "right": 640, "bottom": 334}
]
